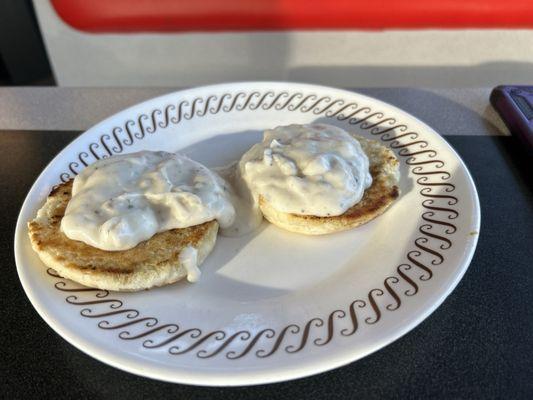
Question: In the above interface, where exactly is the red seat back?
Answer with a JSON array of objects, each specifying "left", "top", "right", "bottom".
[{"left": 51, "top": 0, "right": 533, "bottom": 32}]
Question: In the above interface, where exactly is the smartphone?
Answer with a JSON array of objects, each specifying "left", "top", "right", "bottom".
[{"left": 490, "top": 85, "right": 533, "bottom": 155}]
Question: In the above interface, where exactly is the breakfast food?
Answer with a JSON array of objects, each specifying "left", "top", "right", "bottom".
[
  {"left": 239, "top": 124, "right": 400, "bottom": 235},
  {"left": 28, "top": 123, "right": 400, "bottom": 291},
  {"left": 28, "top": 152, "right": 235, "bottom": 291}
]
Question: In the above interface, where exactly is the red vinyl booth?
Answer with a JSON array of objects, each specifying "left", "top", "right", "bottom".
[{"left": 51, "top": 0, "right": 533, "bottom": 32}]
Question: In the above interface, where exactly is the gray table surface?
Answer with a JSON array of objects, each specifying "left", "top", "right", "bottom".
[{"left": 0, "top": 87, "right": 509, "bottom": 135}]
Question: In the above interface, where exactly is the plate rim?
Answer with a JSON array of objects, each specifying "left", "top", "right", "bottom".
[{"left": 14, "top": 81, "right": 481, "bottom": 386}]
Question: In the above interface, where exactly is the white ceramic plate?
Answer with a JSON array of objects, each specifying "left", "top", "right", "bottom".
[{"left": 15, "top": 82, "right": 480, "bottom": 386}]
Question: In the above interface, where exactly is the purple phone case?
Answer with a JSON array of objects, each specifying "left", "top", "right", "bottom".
[{"left": 490, "top": 85, "right": 533, "bottom": 155}]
